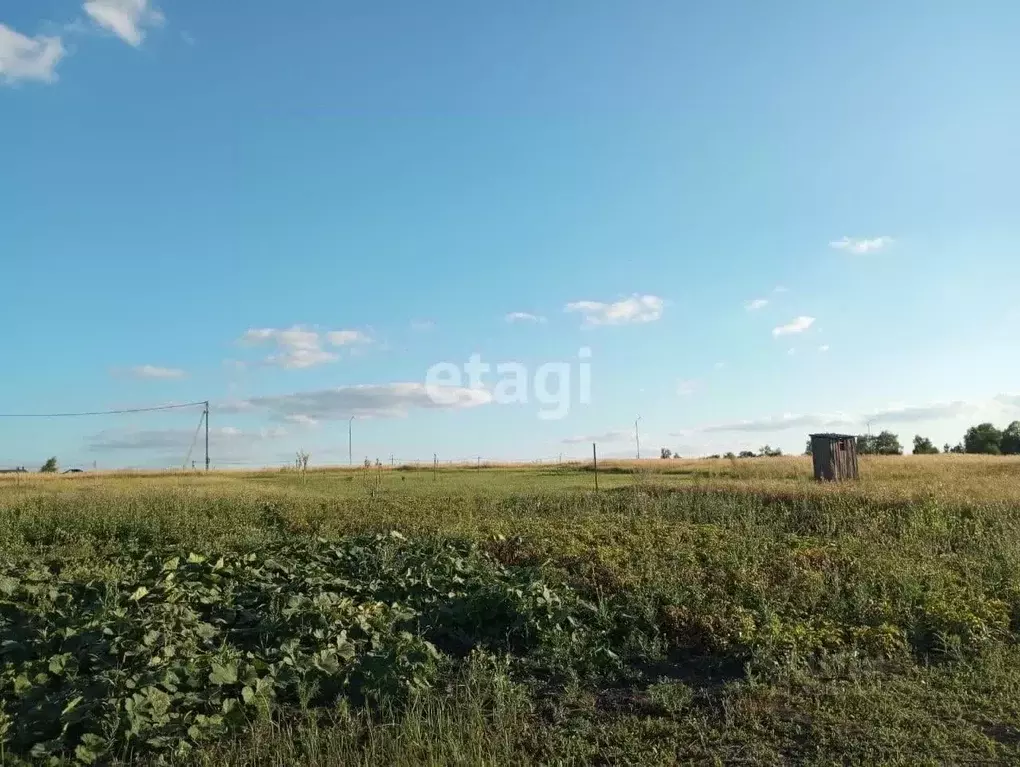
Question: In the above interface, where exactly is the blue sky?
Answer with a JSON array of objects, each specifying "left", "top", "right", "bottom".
[{"left": 2, "top": 0, "right": 1019, "bottom": 468}]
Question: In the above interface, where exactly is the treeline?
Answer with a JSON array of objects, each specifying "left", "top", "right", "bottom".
[
  {"left": 659, "top": 421, "right": 1020, "bottom": 460},
  {"left": 800, "top": 421, "right": 1020, "bottom": 456}
]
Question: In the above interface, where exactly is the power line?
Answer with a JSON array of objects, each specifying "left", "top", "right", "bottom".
[{"left": 0, "top": 401, "right": 207, "bottom": 418}]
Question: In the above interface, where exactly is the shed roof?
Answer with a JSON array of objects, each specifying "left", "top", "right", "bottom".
[{"left": 809, "top": 433, "right": 857, "bottom": 440}]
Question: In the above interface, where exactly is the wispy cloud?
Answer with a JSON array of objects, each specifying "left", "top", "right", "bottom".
[
  {"left": 695, "top": 413, "right": 853, "bottom": 434},
  {"left": 0, "top": 24, "right": 65, "bottom": 85},
  {"left": 995, "top": 394, "right": 1020, "bottom": 410},
  {"left": 326, "top": 330, "right": 371, "bottom": 346},
  {"left": 818, "top": 344, "right": 830, "bottom": 353},
  {"left": 561, "top": 430, "right": 629, "bottom": 445},
  {"left": 129, "top": 365, "right": 186, "bottom": 379},
  {"left": 564, "top": 294, "right": 664, "bottom": 327},
  {"left": 676, "top": 379, "right": 699, "bottom": 396},
  {"left": 217, "top": 383, "right": 492, "bottom": 421},
  {"left": 239, "top": 326, "right": 371, "bottom": 369},
  {"left": 89, "top": 425, "right": 286, "bottom": 453},
  {"left": 829, "top": 236, "right": 894, "bottom": 255},
  {"left": 83, "top": 0, "right": 164, "bottom": 47},
  {"left": 773, "top": 285, "right": 789, "bottom": 294},
  {"left": 505, "top": 311, "right": 546, "bottom": 324},
  {"left": 410, "top": 319, "right": 435, "bottom": 332},
  {"left": 862, "top": 401, "right": 975, "bottom": 425},
  {"left": 691, "top": 398, "right": 982, "bottom": 436},
  {"left": 282, "top": 414, "right": 319, "bottom": 428},
  {"left": 772, "top": 316, "right": 815, "bottom": 336},
  {"left": 745, "top": 298, "right": 769, "bottom": 311}
]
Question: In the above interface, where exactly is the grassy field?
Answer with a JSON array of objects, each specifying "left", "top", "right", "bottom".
[{"left": 3, "top": 456, "right": 1020, "bottom": 764}]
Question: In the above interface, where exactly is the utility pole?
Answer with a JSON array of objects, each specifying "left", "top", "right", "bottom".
[
  {"left": 348, "top": 416, "right": 354, "bottom": 466},
  {"left": 635, "top": 415, "right": 642, "bottom": 460},
  {"left": 204, "top": 401, "right": 210, "bottom": 471}
]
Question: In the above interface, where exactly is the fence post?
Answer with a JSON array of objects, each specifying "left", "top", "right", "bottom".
[{"left": 593, "top": 442, "right": 598, "bottom": 491}]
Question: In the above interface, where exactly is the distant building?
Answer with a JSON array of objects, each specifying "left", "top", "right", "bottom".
[
  {"left": 0, "top": 467, "right": 27, "bottom": 474},
  {"left": 809, "top": 434, "right": 859, "bottom": 481}
]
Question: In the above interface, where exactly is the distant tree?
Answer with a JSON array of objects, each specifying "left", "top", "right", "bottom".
[
  {"left": 758, "top": 445, "right": 783, "bottom": 457},
  {"left": 804, "top": 439, "right": 813, "bottom": 456},
  {"left": 950, "top": 442, "right": 965, "bottom": 454},
  {"left": 724, "top": 451, "right": 736, "bottom": 460},
  {"left": 857, "top": 434, "right": 877, "bottom": 455},
  {"left": 943, "top": 443, "right": 951, "bottom": 454},
  {"left": 295, "top": 451, "right": 310, "bottom": 471},
  {"left": 912, "top": 435, "right": 938, "bottom": 455},
  {"left": 873, "top": 431, "right": 902, "bottom": 455},
  {"left": 964, "top": 423, "right": 1003, "bottom": 455},
  {"left": 705, "top": 454, "right": 719, "bottom": 459},
  {"left": 1001, "top": 421, "right": 1020, "bottom": 455},
  {"left": 39, "top": 457, "right": 58, "bottom": 473},
  {"left": 738, "top": 450, "right": 756, "bottom": 459},
  {"left": 660, "top": 447, "right": 672, "bottom": 460}
]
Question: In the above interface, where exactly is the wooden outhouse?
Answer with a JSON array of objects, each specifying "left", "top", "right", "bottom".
[{"left": 809, "top": 433, "right": 859, "bottom": 481}]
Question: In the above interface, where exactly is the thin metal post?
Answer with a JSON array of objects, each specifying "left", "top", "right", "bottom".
[
  {"left": 204, "top": 401, "right": 210, "bottom": 471},
  {"left": 348, "top": 416, "right": 354, "bottom": 466},
  {"left": 635, "top": 415, "right": 642, "bottom": 460},
  {"left": 593, "top": 442, "right": 598, "bottom": 491}
]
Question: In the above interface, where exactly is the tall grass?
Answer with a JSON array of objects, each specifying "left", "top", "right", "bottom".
[{"left": 3, "top": 457, "right": 1020, "bottom": 763}]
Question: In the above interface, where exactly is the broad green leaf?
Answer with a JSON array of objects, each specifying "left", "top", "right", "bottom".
[{"left": 209, "top": 661, "right": 238, "bottom": 686}]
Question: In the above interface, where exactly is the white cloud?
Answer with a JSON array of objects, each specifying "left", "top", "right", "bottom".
[
  {"left": 829, "top": 236, "right": 894, "bottom": 255},
  {"left": 130, "top": 365, "right": 186, "bottom": 379},
  {"left": 787, "top": 348, "right": 796, "bottom": 356},
  {"left": 818, "top": 344, "right": 830, "bottom": 353},
  {"left": 745, "top": 298, "right": 769, "bottom": 311},
  {"left": 676, "top": 379, "right": 698, "bottom": 396},
  {"left": 216, "top": 382, "right": 492, "bottom": 421},
  {"left": 240, "top": 326, "right": 371, "bottom": 369},
  {"left": 562, "top": 430, "right": 629, "bottom": 445},
  {"left": 84, "top": 0, "right": 164, "bottom": 47},
  {"left": 269, "top": 348, "right": 336, "bottom": 369},
  {"left": 326, "top": 330, "right": 371, "bottom": 346},
  {"left": 564, "top": 294, "right": 664, "bottom": 327},
  {"left": 410, "top": 320, "right": 435, "bottom": 332},
  {"left": 0, "top": 24, "right": 65, "bottom": 85},
  {"left": 773, "top": 286, "right": 789, "bottom": 294},
  {"left": 772, "top": 316, "right": 815, "bottom": 337},
  {"left": 505, "top": 312, "right": 546, "bottom": 324}
]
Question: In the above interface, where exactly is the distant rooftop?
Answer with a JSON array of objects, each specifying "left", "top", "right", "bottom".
[{"left": 809, "top": 433, "right": 857, "bottom": 440}]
